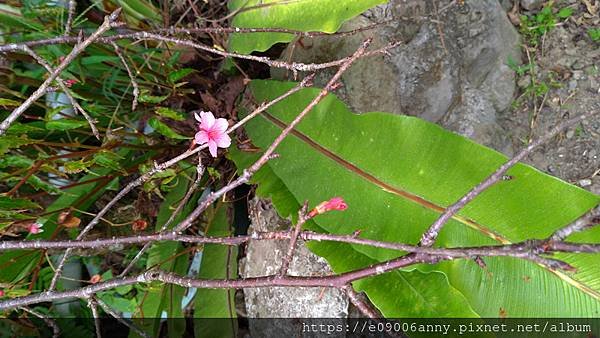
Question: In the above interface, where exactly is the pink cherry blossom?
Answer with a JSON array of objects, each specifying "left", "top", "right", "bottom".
[
  {"left": 194, "top": 111, "right": 231, "bottom": 157},
  {"left": 27, "top": 222, "right": 44, "bottom": 234},
  {"left": 308, "top": 197, "right": 348, "bottom": 218}
]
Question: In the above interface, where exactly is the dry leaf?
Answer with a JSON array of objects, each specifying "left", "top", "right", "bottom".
[
  {"left": 583, "top": 0, "right": 598, "bottom": 15},
  {"left": 508, "top": 1, "right": 521, "bottom": 27},
  {"left": 58, "top": 211, "right": 81, "bottom": 228}
]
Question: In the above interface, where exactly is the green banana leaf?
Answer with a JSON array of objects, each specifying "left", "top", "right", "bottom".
[
  {"left": 230, "top": 79, "right": 600, "bottom": 317},
  {"left": 228, "top": 0, "right": 386, "bottom": 54},
  {"left": 194, "top": 202, "right": 238, "bottom": 337}
]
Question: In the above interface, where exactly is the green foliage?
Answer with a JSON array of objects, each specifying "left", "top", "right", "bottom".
[
  {"left": 45, "top": 118, "right": 89, "bottom": 131},
  {"left": 147, "top": 117, "right": 190, "bottom": 140},
  {"left": 230, "top": 80, "right": 600, "bottom": 317},
  {"left": 228, "top": 0, "right": 387, "bottom": 54},
  {"left": 588, "top": 28, "right": 600, "bottom": 42},
  {"left": 520, "top": 2, "right": 573, "bottom": 45},
  {"left": 0, "top": 196, "right": 41, "bottom": 210},
  {"left": 156, "top": 107, "right": 187, "bottom": 121}
]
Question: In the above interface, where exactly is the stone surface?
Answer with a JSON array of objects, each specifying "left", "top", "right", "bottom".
[
  {"left": 520, "top": 0, "right": 544, "bottom": 11},
  {"left": 273, "top": 0, "right": 520, "bottom": 152},
  {"left": 240, "top": 198, "right": 348, "bottom": 334}
]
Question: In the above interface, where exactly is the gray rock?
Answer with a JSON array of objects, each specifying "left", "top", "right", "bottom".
[
  {"left": 442, "top": 87, "right": 513, "bottom": 154},
  {"left": 571, "top": 60, "right": 585, "bottom": 70},
  {"left": 273, "top": 0, "right": 521, "bottom": 152},
  {"left": 240, "top": 198, "right": 348, "bottom": 334},
  {"left": 520, "top": 0, "right": 543, "bottom": 11},
  {"left": 499, "top": 0, "right": 515, "bottom": 11},
  {"left": 568, "top": 80, "right": 578, "bottom": 91}
]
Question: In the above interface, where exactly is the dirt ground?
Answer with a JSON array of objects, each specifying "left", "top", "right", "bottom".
[{"left": 499, "top": 0, "right": 600, "bottom": 195}]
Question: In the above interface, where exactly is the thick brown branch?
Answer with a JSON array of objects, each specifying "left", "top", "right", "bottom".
[{"left": 3, "top": 230, "right": 600, "bottom": 256}]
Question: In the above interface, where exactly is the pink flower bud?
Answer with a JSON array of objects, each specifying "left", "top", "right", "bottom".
[
  {"left": 0, "top": 289, "right": 4, "bottom": 297},
  {"left": 89, "top": 274, "right": 102, "bottom": 284},
  {"left": 308, "top": 197, "right": 348, "bottom": 218},
  {"left": 64, "top": 79, "right": 78, "bottom": 88},
  {"left": 27, "top": 222, "right": 44, "bottom": 234}
]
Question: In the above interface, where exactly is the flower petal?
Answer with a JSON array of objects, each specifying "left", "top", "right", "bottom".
[
  {"left": 207, "top": 140, "right": 218, "bottom": 157},
  {"left": 195, "top": 130, "right": 209, "bottom": 145},
  {"left": 213, "top": 118, "right": 229, "bottom": 132},
  {"left": 214, "top": 133, "right": 231, "bottom": 148},
  {"left": 200, "top": 111, "right": 215, "bottom": 129},
  {"left": 194, "top": 112, "right": 201, "bottom": 122}
]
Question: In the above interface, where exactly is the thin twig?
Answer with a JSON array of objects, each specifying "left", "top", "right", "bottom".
[
  {"left": 94, "top": 296, "right": 150, "bottom": 338},
  {"left": 20, "top": 45, "right": 99, "bottom": 138},
  {"left": 158, "top": 20, "right": 393, "bottom": 38},
  {"left": 0, "top": 9, "right": 122, "bottom": 138},
  {"left": 65, "top": 0, "right": 77, "bottom": 36},
  {"left": 0, "top": 254, "right": 436, "bottom": 311},
  {"left": 130, "top": 32, "right": 398, "bottom": 74},
  {"left": 110, "top": 41, "right": 139, "bottom": 112},
  {"left": 419, "top": 109, "right": 600, "bottom": 247},
  {"left": 20, "top": 306, "right": 60, "bottom": 338},
  {"left": 0, "top": 31, "right": 400, "bottom": 71},
  {"left": 87, "top": 297, "right": 102, "bottom": 338},
  {"left": 279, "top": 202, "right": 309, "bottom": 276}
]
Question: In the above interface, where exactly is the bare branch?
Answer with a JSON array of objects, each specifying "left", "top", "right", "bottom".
[
  {"left": 0, "top": 254, "right": 426, "bottom": 311},
  {"left": 419, "top": 109, "right": 600, "bottom": 247},
  {"left": 20, "top": 307, "right": 60, "bottom": 338},
  {"left": 110, "top": 41, "right": 139, "bottom": 112},
  {"left": 20, "top": 45, "right": 99, "bottom": 138},
  {"left": 87, "top": 297, "right": 102, "bottom": 338},
  {"left": 0, "top": 238, "right": 586, "bottom": 311},
  {"left": 4, "top": 230, "right": 600, "bottom": 256},
  {"left": 550, "top": 205, "right": 600, "bottom": 241},
  {"left": 0, "top": 8, "right": 122, "bottom": 138},
  {"left": 94, "top": 296, "right": 150, "bottom": 338},
  {"left": 65, "top": 0, "right": 76, "bottom": 36},
  {"left": 279, "top": 202, "right": 309, "bottom": 276},
  {"left": 343, "top": 285, "right": 381, "bottom": 319},
  {"left": 0, "top": 22, "right": 393, "bottom": 53}
]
